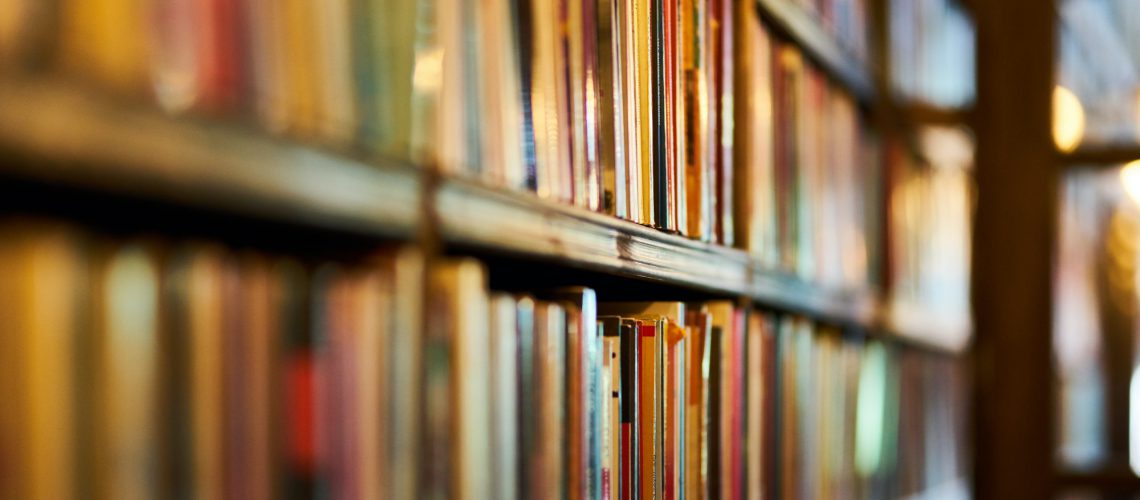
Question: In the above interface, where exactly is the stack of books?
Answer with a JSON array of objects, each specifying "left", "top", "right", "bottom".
[
  {"left": 736, "top": 11, "right": 879, "bottom": 289},
  {"left": 777, "top": 320, "right": 967, "bottom": 499}
]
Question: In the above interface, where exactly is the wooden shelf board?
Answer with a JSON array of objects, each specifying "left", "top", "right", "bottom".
[
  {"left": 1061, "top": 146, "right": 1140, "bottom": 166},
  {"left": 755, "top": 0, "right": 876, "bottom": 101},
  {"left": 437, "top": 177, "right": 754, "bottom": 297},
  {"left": 0, "top": 77, "right": 421, "bottom": 238},
  {"left": 894, "top": 101, "right": 974, "bottom": 127},
  {"left": 1058, "top": 467, "right": 1140, "bottom": 492}
]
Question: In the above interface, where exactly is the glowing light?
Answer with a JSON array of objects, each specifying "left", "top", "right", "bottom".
[
  {"left": 1053, "top": 85, "right": 1085, "bottom": 153},
  {"left": 1130, "top": 366, "right": 1140, "bottom": 475},
  {"left": 1120, "top": 160, "right": 1140, "bottom": 206}
]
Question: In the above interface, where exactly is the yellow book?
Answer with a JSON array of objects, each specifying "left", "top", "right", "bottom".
[
  {"left": 0, "top": 0, "right": 25, "bottom": 62},
  {"left": 59, "top": 0, "right": 150, "bottom": 93},
  {"left": 283, "top": 0, "right": 320, "bottom": 136},
  {"left": 635, "top": 0, "right": 655, "bottom": 226},
  {"left": 0, "top": 221, "right": 86, "bottom": 500},
  {"left": 734, "top": 0, "right": 776, "bottom": 261}
]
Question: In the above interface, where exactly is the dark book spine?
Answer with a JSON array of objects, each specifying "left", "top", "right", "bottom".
[
  {"left": 620, "top": 321, "right": 639, "bottom": 500},
  {"left": 651, "top": 0, "right": 669, "bottom": 228},
  {"left": 706, "top": 325, "right": 722, "bottom": 500},
  {"left": 514, "top": 0, "right": 539, "bottom": 190}
]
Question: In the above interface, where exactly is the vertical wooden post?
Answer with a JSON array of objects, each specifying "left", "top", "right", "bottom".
[{"left": 971, "top": 1, "right": 1056, "bottom": 499}]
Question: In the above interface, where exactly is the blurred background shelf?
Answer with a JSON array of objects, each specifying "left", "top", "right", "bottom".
[
  {"left": 755, "top": 0, "right": 876, "bottom": 101},
  {"left": 890, "top": 102, "right": 974, "bottom": 128},
  {"left": 0, "top": 77, "right": 422, "bottom": 238},
  {"left": 749, "top": 268, "right": 879, "bottom": 326},
  {"left": 1057, "top": 466, "right": 1140, "bottom": 492},
  {"left": 882, "top": 302, "right": 972, "bottom": 354},
  {"left": 1061, "top": 145, "right": 1140, "bottom": 166}
]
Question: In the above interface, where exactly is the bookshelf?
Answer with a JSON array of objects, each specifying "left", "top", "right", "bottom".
[
  {"left": 1061, "top": 146, "right": 1140, "bottom": 166},
  {"left": 0, "top": 0, "right": 977, "bottom": 498}
]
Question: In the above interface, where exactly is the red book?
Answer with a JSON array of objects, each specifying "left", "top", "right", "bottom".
[{"left": 197, "top": 0, "right": 243, "bottom": 111}]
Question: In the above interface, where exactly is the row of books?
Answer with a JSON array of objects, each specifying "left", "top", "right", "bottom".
[
  {"left": 780, "top": 0, "right": 871, "bottom": 64},
  {"left": 777, "top": 321, "right": 967, "bottom": 500},
  {"left": 0, "top": 218, "right": 966, "bottom": 500},
  {"left": 0, "top": 0, "right": 882, "bottom": 290},
  {"left": 736, "top": 13, "right": 879, "bottom": 290},
  {"left": 0, "top": 219, "right": 426, "bottom": 500},
  {"left": 889, "top": 0, "right": 975, "bottom": 108},
  {"left": 430, "top": 268, "right": 766, "bottom": 499}
]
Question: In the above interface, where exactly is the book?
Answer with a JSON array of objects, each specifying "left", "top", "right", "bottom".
[
  {"left": 536, "top": 301, "right": 568, "bottom": 497},
  {"left": 601, "top": 317, "right": 624, "bottom": 499},
  {"left": 619, "top": 318, "right": 641, "bottom": 500},
  {"left": 490, "top": 294, "right": 521, "bottom": 500},
  {"left": 426, "top": 259, "right": 494, "bottom": 500},
  {"left": 0, "top": 221, "right": 87, "bottom": 500},
  {"left": 544, "top": 287, "right": 599, "bottom": 499}
]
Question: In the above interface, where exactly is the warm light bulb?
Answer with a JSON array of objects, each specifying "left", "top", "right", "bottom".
[
  {"left": 1053, "top": 85, "right": 1086, "bottom": 153},
  {"left": 1121, "top": 160, "right": 1140, "bottom": 205}
]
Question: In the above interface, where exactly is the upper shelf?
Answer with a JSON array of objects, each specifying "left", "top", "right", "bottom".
[
  {"left": 1060, "top": 145, "right": 1140, "bottom": 166},
  {"left": 438, "top": 176, "right": 968, "bottom": 354},
  {"left": 755, "top": 0, "right": 876, "bottom": 102},
  {"left": 437, "top": 176, "right": 754, "bottom": 297},
  {"left": 0, "top": 77, "right": 421, "bottom": 238},
  {"left": 0, "top": 76, "right": 967, "bottom": 354}
]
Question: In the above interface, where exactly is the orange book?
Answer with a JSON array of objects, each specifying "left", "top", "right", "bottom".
[
  {"left": 0, "top": 221, "right": 86, "bottom": 500},
  {"left": 638, "top": 322, "right": 659, "bottom": 499}
]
